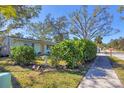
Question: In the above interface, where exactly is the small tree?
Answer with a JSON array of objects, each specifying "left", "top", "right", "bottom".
[
  {"left": 95, "top": 36, "right": 104, "bottom": 49},
  {"left": 95, "top": 36, "right": 103, "bottom": 45}
]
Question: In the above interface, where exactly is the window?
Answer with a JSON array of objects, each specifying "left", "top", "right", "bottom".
[
  {"left": 46, "top": 45, "right": 50, "bottom": 50},
  {"left": 32, "top": 43, "right": 34, "bottom": 47},
  {"left": 24, "top": 44, "right": 28, "bottom": 46}
]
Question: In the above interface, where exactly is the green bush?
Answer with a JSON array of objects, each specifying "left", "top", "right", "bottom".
[
  {"left": 11, "top": 46, "right": 35, "bottom": 65},
  {"left": 51, "top": 39, "right": 97, "bottom": 68}
]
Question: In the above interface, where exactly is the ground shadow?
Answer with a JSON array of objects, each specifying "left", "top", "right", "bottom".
[{"left": 85, "top": 55, "right": 112, "bottom": 79}]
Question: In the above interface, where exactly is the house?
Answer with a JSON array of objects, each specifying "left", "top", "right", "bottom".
[{"left": 0, "top": 36, "right": 54, "bottom": 56}]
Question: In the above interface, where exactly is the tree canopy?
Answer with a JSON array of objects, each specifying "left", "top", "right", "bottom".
[
  {"left": 70, "top": 6, "right": 119, "bottom": 40},
  {"left": 118, "top": 6, "right": 124, "bottom": 20},
  {"left": 29, "top": 14, "right": 69, "bottom": 42},
  {"left": 0, "top": 5, "right": 122, "bottom": 44},
  {"left": 46, "top": 15, "right": 69, "bottom": 42},
  {"left": 0, "top": 5, "right": 42, "bottom": 35},
  {"left": 107, "top": 37, "right": 124, "bottom": 51},
  {"left": 0, "top": 6, "right": 16, "bottom": 19}
]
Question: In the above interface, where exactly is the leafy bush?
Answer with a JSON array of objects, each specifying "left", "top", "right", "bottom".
[
  {"left": 11, "top": 46, "right": 35, "bottom": 65},
  {"left": 51, "top": 39, "right": 97, "bottom": 68}
]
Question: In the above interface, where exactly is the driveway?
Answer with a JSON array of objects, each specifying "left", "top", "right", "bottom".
[{"left": 78, "top": 54, "right": 123, "bottom": 88}]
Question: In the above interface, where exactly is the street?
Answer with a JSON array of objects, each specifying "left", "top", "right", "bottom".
[
  {"left": 102, "top": 51, "right": 124, "bottom": 60},
  {"left": 111, "top": 52, "right": 124, "bottom": 60}
]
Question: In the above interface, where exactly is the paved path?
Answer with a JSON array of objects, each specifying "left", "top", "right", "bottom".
[{"left": 78, "top": 54, "right": 123, "bottom": 88}]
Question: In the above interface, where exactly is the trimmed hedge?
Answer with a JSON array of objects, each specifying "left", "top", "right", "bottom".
[
  {"left": 11, "top": 46, "right": 35, "bottom": 65},
  {"left": 51, "top": 39, "right": 97, "bottom": 68}
]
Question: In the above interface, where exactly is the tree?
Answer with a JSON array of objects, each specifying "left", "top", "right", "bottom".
[
  {"left": 29, "top": 14, "right": 69, "bottom": 43},
  {"left": 70, "top": 6, "right": 119, "bottom": 40},
  {"left": 108, "top": 39, "right": 118, "bottom": 48},
  {"left": 46, "top": 15, "right": 69, "bottom": 43},
  {"left": 11, "top": 32, "right": 24, "bottom": 38},
  {"left": 0, "top": 5, "right": 41, "bottom": 35},
  {"left": 0, "top": 6, "right": 16, "bottom": 19},
  {"left": 95, "top": 36, "right": 103, "bottom": 47},
  {"left": 118, "top": 37, "right": 124, "bottom": 50},
  {"left": 107, "top": 38, "right": 121, "bottom": 50},
  {"left": 118, "top": 6, "right": 124, "bottom": 20},
  {"left": 94, "top": 36, "right": 106, "bottom": 50},
  {"left": 29, "top": 22, "right": 52, "bottom": 40},
  {"left": 28, "top": 15, "right": 53, "bottom": 41}
]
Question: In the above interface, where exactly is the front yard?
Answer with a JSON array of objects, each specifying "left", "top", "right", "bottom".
[
  {"left": 0, "top": 57, "right": 90, "bottom": 88},
  {"left": 0, "top": 39, "right": 97, "bottom": 88},
  {"left": 108, "top": 56, "right": 124, "bottom": 85}
]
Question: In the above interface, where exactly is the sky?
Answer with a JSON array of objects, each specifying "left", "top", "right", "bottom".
[{"left": 14, "top": 5, "right": 124, "bottom": 44}]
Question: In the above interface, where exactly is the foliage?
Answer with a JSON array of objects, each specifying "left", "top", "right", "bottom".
[
  {"left": 28, "top": 18, "right": 52, "bottom": 40},
  {"left": 95, "top": 36, "right": 105, "bottom": 49},
  {"left": 45, "top": 15, "right": 69, "bottom": 42},
  {"left": 0, "top": 6, "right": 16, "bottom": 19},
  {"left": 107, "top": 37, "right": 124, "bottom": 51},
  {"left": 51, "top": 39, "right": 97, "bottom": 68},
  {"left": 0, "top": 5, "right": 41, "bottom": 34},
  {"left": 11, "top": 46, "right": 35, "bottom": 65},
  {"left": 10, "top": 32, "right": 24, "bottom": 38},
  {"left": 118, "top": 6, "right": 124, "bottom": 20},
  {"left": 28, "top": 14, "right": 69, "bottom": 43},
  {"left": 95, "top": 36, "right": 103, "bottom": 45},
  {"left": 70, "top": 6, "right": 119, "bottom": 39}
]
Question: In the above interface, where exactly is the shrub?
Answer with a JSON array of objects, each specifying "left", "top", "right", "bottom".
[
  {"left": 51, "top": 39, "right": 97, "bottom": 68},
  {"left": 11, "top": 46, "right": 35, "bottom": 65}
]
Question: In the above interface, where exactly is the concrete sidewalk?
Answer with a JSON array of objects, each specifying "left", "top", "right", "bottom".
[{"left": 78, "top": 54, "right": 123, "bottom": 88}]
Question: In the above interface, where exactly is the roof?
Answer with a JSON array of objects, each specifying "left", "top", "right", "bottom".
[{"left": 7, "top": 36, "right": 55, "bottom": 45}]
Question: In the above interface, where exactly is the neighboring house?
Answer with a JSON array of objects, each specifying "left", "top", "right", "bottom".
[{"left": 0, "top": 36, "right": 54, "bottom": 56}]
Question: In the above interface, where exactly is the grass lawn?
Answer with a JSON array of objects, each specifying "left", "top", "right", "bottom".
[
  {"left": 108, "top": 56, "right": 124, "bottom": 86},
  {"left": 0, "top": 57, "right": 83, "bottom": 88},
  {"left": 35, "top": 56, "right": 67, "bottom": 66}
]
